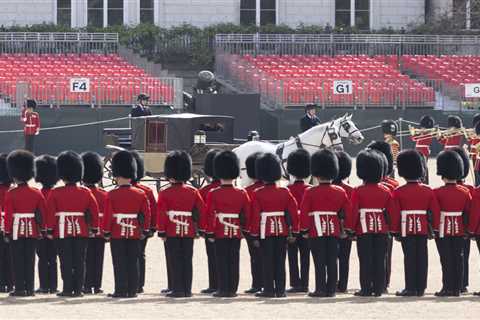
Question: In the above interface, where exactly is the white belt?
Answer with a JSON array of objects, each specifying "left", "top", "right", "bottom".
[
  {"left": 309, "top": 211, "right": 336, "bottom": 236},
  {"left": 55, "top": 211, "right": 84, "bottom": 239},
  {"left": 0, "top": 211, "right": 4, "bottom": 233},
  {"left": 168, "top": 211, "right": 192, "bottom": 227},
  {"left": 113, "top": 213, "right": 138, "bottom": 230},
  {"left": 416, "top": 145, "right": 429, "bottom": 148},
  {"left": 445, "top": 145, "right": 458, "bottom": 149},
  {"left": 217, "top": 213, "right": 240, "bottom": 230},
  {"left": 439, "top": 211, "right": 462, "bottom": 238},
  {"left": 98, "top": 212, "right": 104, "bottom": 218},
  {"left": 13, "top": 213, "right": 35, "bottom": 240},
  {"left": 25, "top": 124, "right": 36, "bottom": 127},
  {"left": 400, "top": 210, "right": 427, "bottom": 237},
  {"left": 359, "top": 208, "right": 383, "bottom": 233},
  {"left": 260, "top": 211, "right": 284, "bottom": 239}
]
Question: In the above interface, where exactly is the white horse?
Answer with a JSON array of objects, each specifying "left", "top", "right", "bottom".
[{"left": 233, "top": 114, "right": 364, "bottom": 186}]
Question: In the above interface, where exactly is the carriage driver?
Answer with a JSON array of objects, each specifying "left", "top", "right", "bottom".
[
  {"left": 130, "top": 94, "right": 153, "bottom": 118},
  {"left": 300, "top": 104, "right": 320, "bottom": 133}
]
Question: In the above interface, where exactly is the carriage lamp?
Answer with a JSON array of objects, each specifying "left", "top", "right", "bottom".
[{"left": 194, "top": 130, "right": 207, "bottom": 144}]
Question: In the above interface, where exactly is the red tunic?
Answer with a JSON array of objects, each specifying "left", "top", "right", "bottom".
[
  {"left": 103, "top": 185, "right": 150, "bottom": 240},
  {"left": 0, "top": 184, "right": 10, "bottom": 234},
  {"left": 337, "top": 182, "right": 354, "bottom": 198},
  {"left": 470, "top": 188, "right": 480, "bottom": 234},
  {"left": 4, "top": 184, "right": 47, "bottom": 240},
  {"left": 47, "top": 184, "right": 100, "bottom": 239},
  {"left": 157, "top": 183, "right": 206, "bottom": 238},
  {"left": 439, "top": 134, "right": 463, "bottom": 150},
  {"left": 205, "top": 185, "right": 251, "bottom": 239},
  {"left": 199, "top": 180, "right": 221, "bottom": 201},
  {"left": 413, "top": 136, "right": 433, "bottom": 158},
  {"left": 468, "top": 137, "right": 480, "bottom": 169},
  {"left": 433, "top": 183, "right": 471, "bottom": 237},
  {"left": 393, "top": 182, "right": 440, "bottom": 237},
  {"left": 87, "top": 186, "right": 108, "bottom": 238},
  {"left": 245, "top": 181, "right": 264, "bottom": 200},
  {"left": 21, "top": 110, "right": 40, "bottom": 136},
  {"left": 250, "top": 184, "right": 299, "bottom": 239},
  {"left": 133, "top": 182, "right": 157, "bottom": 231},
  {"left": 345, "top": 183, "right": 397, "bottom": 235},
  {"left": 382, "top": 177, "right": 399, "bottom": 192},
  {"left": 300, "top": 183, "right": 352, "bottom": 238}
]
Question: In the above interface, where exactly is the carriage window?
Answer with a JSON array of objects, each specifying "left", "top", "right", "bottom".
[{"left": 199, "top": 123, "right": 224, "bottom": 132}]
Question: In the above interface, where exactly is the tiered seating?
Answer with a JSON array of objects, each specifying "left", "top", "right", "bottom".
[
  {"left": 0, "top": 54, "right": 173, "bottom": 105},
  {"left": 224, "top": 54, "right": 435, "bottom": 107},
  {"left": 402, "top": 55, "right": 480, "bottom": 100}
]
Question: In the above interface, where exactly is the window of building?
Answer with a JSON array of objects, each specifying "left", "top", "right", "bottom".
[
  {"left": 88, "top": 0, "right": 104, "bottom": 27},
  {"left": 335, "top": 0, "right": 369, "bottom": 29},
  {"left": 335, "top": 0, "right": 351, "bottom": 28},
  {"left": 240, "top": 0, "right": 276, "bottom": 26},
  {"left": 240, "top": 0, "right": 256, "bottom": 25},
  {"left": 140, "top": 0, "right": 154, "bottom": 24},
  {"left": 108, "top": 0, "right": 124, "bottom": 26},
  {"left": 57, "top": 0, "right": 72, "bottom": 27},
  {"left": 260, "top": 0, "right": 276, "bottom": 25},
  {"left": 355, "top": 0, "right": 369, "bottom": 30}
]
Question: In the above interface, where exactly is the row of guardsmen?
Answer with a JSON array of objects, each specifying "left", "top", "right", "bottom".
[{"left": 0, "top": 141, "right": 480, "bottom": 299}]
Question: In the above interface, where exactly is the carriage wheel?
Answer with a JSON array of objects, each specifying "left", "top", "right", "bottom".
[
  {"left": 102, "top": 153, "right": 116, "bottom": 188},
  {"left": 190, "top": 169, "right": 209, "bottom": 188}
]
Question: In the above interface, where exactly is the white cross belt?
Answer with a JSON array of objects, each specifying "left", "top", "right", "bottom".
[
  {"left": 167, "top": 211, "right": 192, "bottom": 227},
  {"left": 113, "top": 213, "right": 138, "bottom": 230},
  {"left": 309, "top": 211, "right": 337, "bottom": 236},
  {"left": 13, "top": 213, "right": 35, "bottom": 240},
  {"left": 260, "top": 211, "right": 284, "bottom": 239},
  {"left": 359, "top": 208, "right": 383, "bottom": 233},
  {"left": 217, "top": 213, "right": 240, "bottom": 230},
  {"left": 55, "top": 212, "right": 84, "bottom": 239},
  {"left": 439, "top": 211, "right": 462, "bottom": 238},
  {"left": 400, "top": 210, "right": 427, "bottom": 237}
]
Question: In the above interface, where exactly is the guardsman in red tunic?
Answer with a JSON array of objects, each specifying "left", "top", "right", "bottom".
[
  {"left": 286, "top": 149, "right": 311, "bottom": 294},
  {"left": 334, "top": 151, "right": 354, "bottom": 293},
  {"left": 250, "top": 153, "right": 299, "bottom": 298},
  {"left": 34, "top": 155, "right": 59, "bottom": 294},
  {"left": 244, "top": 152, "right": 264, "bottom": 294},
  {"left": 381, "top": 120, "right": 400, "bottom": 174},
  {"left": 157, "top": 151, "right": 206, "bottom": 298},
  {"left": 345, "top": 149, "right": 397, "bottom": 297},
  {"left": 412, "top": 116, "right": 435, "bottom": 184},
  {"left": 472, "top": 121, "right": 480, "bottom": 187},
  {"left": 130, "top": 151, "right": 156, "bottom": 294},
  {"left": 205, "top": 151, "right": 250, "bottom": 298},
  {"left": 433, "top": 150, "right": 472, "bottom": 297},
  {"left": 0, "top": 153, "right": 13, "bottom": 293},
  {"left": 81, "top": 152, "right": 107, "bottom": 295},
  {"left": 21, "top": 99, "right": 40, "bottom": 154},
  {"left": 47, "top": 151, "right": 100, "bottom": 298},
  {"left": 393, "top": 150, "right": 440, "bottom": 297},
  {"left": 301, "top": 150, "right": 351, "bottom": 297},
  {"left": 199, "top": 149, "right": 221, "bottom": 295},
  {"left": 103, "top": 151, "right": 150, "bottom": 299},
  {"left": 438, "top": 115, "right": 464, "bottom": 151},
  {"left": 4, "top": 150, "right": 47, "bottom": 297}
]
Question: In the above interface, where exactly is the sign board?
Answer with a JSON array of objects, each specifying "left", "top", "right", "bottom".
[
  {"left": 70, "top": 78, "right": 90, "bottom": 93},
  {"left": 465, "top": 83, "right": 480, "bottom": 98},
  {"left": 333, "top": 80, "right": 353, "bottom": 95}
]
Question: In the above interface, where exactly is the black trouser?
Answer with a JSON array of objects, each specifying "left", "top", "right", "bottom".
[
  {"left": 337, "top": 238, "right": 352, "bottom": 292},
  {"left": 287, "top": 235, "right": 310, "bottom": 289},
  {"left": 138, "top": 238, "right": 148, "bottom": 290},
  {"left": 205, "top": 239, "right": 217, "bottom": 290},
  {"left": 385, "top": 235, "right": 393, "bottom": 289},
  {"left": 310, "top": 237, "right": 338, "bottom": 294},
  {"left": 0, "top": 236, "right": 13, "bottom": 289},
  {"left": 24, "top": 135, "right": 35, "bottom": 154},
  {"left": 246, "top": 237, "right": 263, "bottom": 290},
  {"left": 436, "top": 237, "right": 464, "bottom": 293},
  {"left": 463, "top": 238, "right": 470, "bottom": 289},
  {"left": 85, "top": 238, "right": 105, "bottom": 290},
  {"left": 36, "top": 238, "right": 57, "bottom": 291},
  {"left": 57, "top": 238, "right": 88, "bottom": 294},
  {"left": 261, "top": 236, "right": 287, "bottom": 296},
  {"left": 401, "top": 236, "right": 428, "bottom": 293},
  {"left": 215, "top": 239, "right": 240, "bottom": 294},
  {"left": 475, "top": 170, "right": 480, "bottom": 187},
  {"left": 164, "top": 241, "right": 173, "bottom": 290},
  {"left": 167, "top": 237, "right": 194, "bottom": 295},
  {"left": 110, "top": 239, "right": 140, "bottom": 295},
  {"left": 357, "top": 234, "right": 387, "bottom": 295},
  {"left": 11, "top": 238, "right": 36, "bottom": 292}
]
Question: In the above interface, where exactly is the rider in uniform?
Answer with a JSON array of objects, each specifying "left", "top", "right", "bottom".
[
  {"left": 300, "top": 104, "right": 320, "bottom": 133},
  {"left": 130, "top": 94, "right": 152, "bottom": 118}
]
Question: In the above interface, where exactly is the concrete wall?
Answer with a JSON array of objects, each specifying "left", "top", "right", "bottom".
[
  {"left": 0, "top": 0, "right": 55, "bottom": 26},
  {"left": 372, "top": 0, "right": 425, "bottom": 29}
]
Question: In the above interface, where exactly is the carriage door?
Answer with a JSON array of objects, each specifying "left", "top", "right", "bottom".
[{"left": 145, "top": 119, "right": 167, "bottom": 152}]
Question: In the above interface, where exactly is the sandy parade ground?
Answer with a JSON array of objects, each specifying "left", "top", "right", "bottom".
[{"left": 4, "top": 158, "right": 480, "bottom": 320}]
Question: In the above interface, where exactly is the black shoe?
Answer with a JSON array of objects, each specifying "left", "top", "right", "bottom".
[
  {"left": 336, "top": 287, "right": 347, "bottom": 293},
  {"left": 276, "top": 292, "right": 286, "bottom": 298},
  {"left": 354, "top": 290, "right": 371, "bottom": 297},
  {"left": 308, "top": 291, "right": 326, "bottom": 297},
  {"left": 161, "top": 288, "right": 171, "bottom": 294},
  {"left": 26, "top": 291, "right": 35, "bottom": 297},
  {"left": 450, "top": 290, "right": 460, "bottom": 297},
  {"left": 244, "top": 287, "right": 262, "bottom": 294},
  {"left": 184, "top": 292, "right": 192, "bottom": 298},
  {"left": 0, "top": 286, "right": 8, "bottom": 293},
  {"left": 137, "top": 287, "right": 144, "bottom": 294},
  {"left": 57, "top": 291, "right": 73, "bottom": 297},
  {"left": 128, "top": 292, "right": 138, "bottom": 298},
  {"left": 213, "top": 291, "right": 228, "bottom": 298},
  {"left": 94, "top": 288, "right": 103, "bottom": 294},
  {"left": 82, "top": 288, "right": 93, "bottom": 295},
  {"left": 286, "top": 287, "right": 303, "bottom": 293},
  {"left": 417, "top": 291, "right": 425, "bottom": 297},
  {"left": 226, "top": 292, "right": 237, "bottom": 298},
  {"left": 396, "top": 289, "right": 417, "bottom": 297},
  {"left": 35, "top": 288, "right": 49, "bottom": 294},
  {"left": 166, "top": 291, "right": 186, "bottom": 298},
  {"left": 461, "top": 288, "right": 468, "bottom": 294},
  {"left": 49, "top": 289, "right": 59, "bottom": 294},
  {"left": 326, "top": 292, "right": 336, "bottom": 297},
  {"left": 255, "top": 291, "right": 275, "bottom": 298},
  {"left": 108, "top": 292, "right": 127, "bottom": 298},
  {"left": 373, "top": 292, "right": 382, "bottom": 297},
  {"left": 9, "top": 290, "right": 27, "bottom": 297},
  {"left": 473, "top": 291, "right": 480, "bottom": 296},
  {"left": 382, "top": 288, "right": 388, "bottom": 294},
  {"left": 72, "top": 292, "right": 84, "bottom": 298},
  {"left": 434, "top": 289, "right": 449, "bottom": 297},
  {"left": 201, "top": 288, "right": 216, "bottom": 294}
]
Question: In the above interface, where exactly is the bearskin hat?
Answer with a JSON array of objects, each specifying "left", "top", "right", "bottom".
[
  {"left": 26, "top": 99, "right": 36, "bottom": 109},
  {"left": 7, "top": 150, "right": 34, "bottom": 182},
  {"left": 246, "top": 152, "right": 263, "bottom": 179},
  {"left": 213, "top": 150, "right": 240, "bottom": 180},
  {"left": 256, "top": 153, "right": 282, "bottom": 183},
  {"left": 287, "top": 149, "right": 311, "bottom": 179},
  {"left": 450, "top": 147, "right": 470, "bottom": 180},
  {"left": 57, "top": 151, "right": 83, "bottom": 183},
  {"left": 130, "top": 151, "right": 145, "bottom": 182},
  {"left": 447, "top": 115, "right": 462, "bottom": 129},
  {"left": 111, "top": 150, "right": 137, "bottom": 180},
  {"left": 437, "top": 150, "right": 463, "bottom": 180},
  {"left": 35, "top": 155, "right": 58, "bottom": 188},
  {"left": 81, "top": 152, "right": 103, "bottom": 185},
  {"left": 311, "top": 149, "right": 339, "bottom": 180},
  {"left": 397, "top": 150, "right": 424, "bottom": 180},
  {"left": 368, "top": 141, "right": 393, "bottom": 175},
  {"left": 475, "top": 121, "right": 480, "bottom": 135},
  {"left": 0, "top": 153, "right": 11, "bottom": 184},
  {"left": 473, "top": 113, "right": 480, "bottom": 127},
  {"left": 164, "top": 150, "right": 192, "bottom": 182},
  {"left": 335, "top": 151, "right": 352, "bottom": 182},
  {"left": 419, "top": 115, "right": 435, "bottom": 129},
  {"left": 356, "top": 149, "right": 383, "bottom": 183},
  {"left": 204, "top": 149, "right": 221, "bottom": 179},
  {"left": 381, "top": 120, "right": 397, "bottom": 136}
]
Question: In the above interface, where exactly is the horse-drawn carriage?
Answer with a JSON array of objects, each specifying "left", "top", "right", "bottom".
[{"left": 103, "top": 113, "right": 238, "bottom": 189}]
